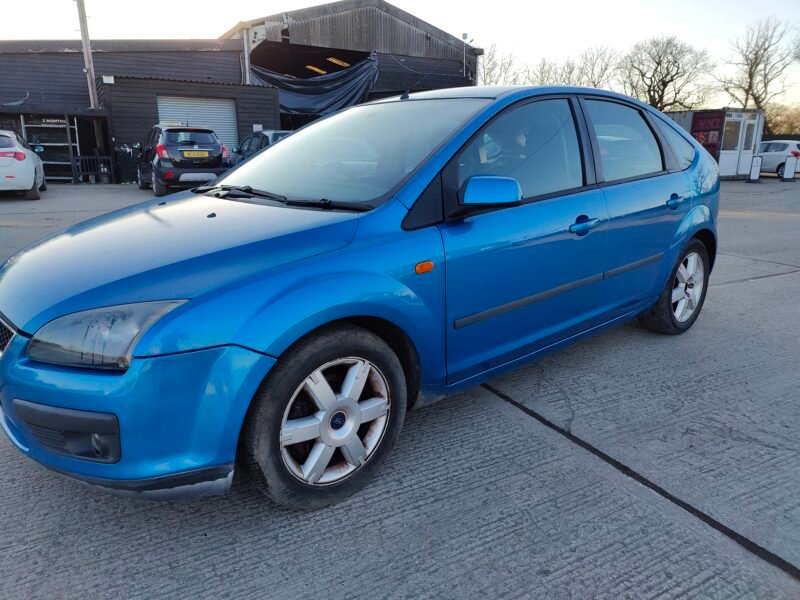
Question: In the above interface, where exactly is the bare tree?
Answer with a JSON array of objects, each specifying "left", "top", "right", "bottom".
[
  {"left": 619, "top": 36, "right": 714, "bottom": 111},
  {"left": 523, "top": 58, "right": 558, "bottom": 85},
  {"left": 720, "top": 17, "right": 794, "bottom": 119},
  {"left": 479, "top": 44, "right": 522, "bottom": 86},
  {"left": 578, "top": 46, "right": 619, "bottom": 89},
  {"left": 765, "top": 104, "right": 800, "bottom": 135}
]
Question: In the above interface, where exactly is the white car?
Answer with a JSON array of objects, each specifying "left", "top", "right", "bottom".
[
  {"left": 0, "top": 129, "right": 46, "bottom": 199},
  {"left": 758, "top": 140, "right": 800, "bottom": 178}
]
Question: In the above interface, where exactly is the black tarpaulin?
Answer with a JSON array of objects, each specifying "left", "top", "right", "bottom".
[{"left": 251, "top": 56, "right": 379, "bottom": 116}]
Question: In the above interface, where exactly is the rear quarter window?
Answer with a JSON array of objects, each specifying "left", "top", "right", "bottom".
[
  {"left": 0, "top": 136, "right": 15, "bottom": 148},
  {"left": 655, "top": 118, "right": 696, "bottom": 170}
]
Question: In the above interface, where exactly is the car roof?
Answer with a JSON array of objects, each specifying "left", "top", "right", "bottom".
[
  {"left": 0, "top": 129, "right": 17, "bottom": 137},
  {"left": 764, "top": 140, "right": 799, "bottom": 144},
  {"left": 369, "top": 85, "right": 656, "bottom": 112}
]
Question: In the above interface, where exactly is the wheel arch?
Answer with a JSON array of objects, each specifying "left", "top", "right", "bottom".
[{"left": 692, "top": 228, "right": 717, "bottom": 272}]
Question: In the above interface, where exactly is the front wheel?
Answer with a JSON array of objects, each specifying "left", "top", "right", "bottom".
[
  {"left": 639, "top": 239, "right": 709, "bottom": 335},
  {"left": 241, "top": 324, "right": 407, "bottom": 509},
  {"left": 137, "top": 167, "right": 151, "bottom": 190},
  {"left": 777, "top": 163, "right": 785, "bottom": 179}
]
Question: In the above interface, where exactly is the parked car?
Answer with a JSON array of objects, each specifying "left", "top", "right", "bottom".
[
  {"left": 758, "top": 140, "right": 800, "bottom": 178},
  {"left": 0, "top": 87, "right": 719, "bottom": 509},
  {"left": 232, "top": 130, "right": 292, "bottom": 165},
  {"left": 136, "top": 124, "right": 231, "bottom": 197},
  {"left": 0, "top": 130, "right": 46, "bottom": 200}
]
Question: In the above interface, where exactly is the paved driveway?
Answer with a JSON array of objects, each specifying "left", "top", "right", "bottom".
[{"left": 0, "top": 180, "right": 798, "bottom": 598}]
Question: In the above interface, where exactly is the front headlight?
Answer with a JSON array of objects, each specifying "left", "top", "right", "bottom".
[{"left": 27, "top": 301, "right": 185, "bottom": 370}]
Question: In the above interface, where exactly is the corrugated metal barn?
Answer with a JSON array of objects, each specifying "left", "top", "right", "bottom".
[
  {"left": 0, "top": 39, "right": 279, "bottom": 183},
  {"left": 0, "top": 0, "right": 478, "bottom": 182},
  {"left": 222, "top": 0, "right": 480, "bottom": 127}
]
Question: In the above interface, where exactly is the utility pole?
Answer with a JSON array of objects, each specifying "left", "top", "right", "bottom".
[
  {"left": 76, "top": 0, "right": 99, "bottom": 109},
  {"left": 74, "top": 0, "right": 105, "bottom": 155}
]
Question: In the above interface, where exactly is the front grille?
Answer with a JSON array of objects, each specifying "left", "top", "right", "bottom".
[{"left": 0, "top": 316, "right": 13, "bottom": 353}]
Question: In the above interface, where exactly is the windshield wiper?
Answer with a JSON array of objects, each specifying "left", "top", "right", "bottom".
[
  {"left": 282, "top": 198, "right": 374, "bottom": 213},
  {"left": 192, "top": 184, "right": 287, "bottom": 201}
]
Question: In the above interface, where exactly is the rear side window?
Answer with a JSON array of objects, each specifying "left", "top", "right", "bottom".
[
  {"left": 164, "top": 129, "right": 218, "bottom": 145},
  {"left": 772, "top": 143, "right": 788, "bottom": 152},
  {"left": 585, "top": 100, "right": 663, "bottom": 182},
  {"left": 0, "top": 136, "right": 14, "bottom": 148},
  {"left": 655, "top": 118, "right": 696, "bottom": 170},
  {"left": 456, "top": 99, "right": 583, "bottom": 199}
]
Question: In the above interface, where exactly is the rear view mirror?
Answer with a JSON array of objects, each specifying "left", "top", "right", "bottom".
[
  {"left": 461, "top": 175, "right": 522, "bottom": 207},
  {"left": 33, "top": 145, "right": 44, "bottom": 153}
]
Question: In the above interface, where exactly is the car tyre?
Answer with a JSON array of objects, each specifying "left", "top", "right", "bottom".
[
  {"left": 639, "top": 238, "right": 709, "bottom": 335},
  {"left": 24, "top": 179, "right": 40, "bottom": 200},
  {"left": 137, "top": 167, "right": 151, "bottom": 190},
  {"left": 241, "top": 323, "right": 407, "bottom": 509},
  {"left": 152, "top": 172, "right": 168, "bottom": 197},
  {"left": 777, "top": 163, "right": 785, "bottom": 179}
]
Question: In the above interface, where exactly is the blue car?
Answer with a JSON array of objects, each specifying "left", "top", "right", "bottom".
[{"left": 0, "top": 87, "right": 719, "bottom": 508}]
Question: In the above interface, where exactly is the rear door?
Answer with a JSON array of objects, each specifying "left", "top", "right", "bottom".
[
  {"left": 580, "top": 97, "right": 693, "bottom": 318},
  {"left": 439, "top": 97, "right": 610, "bottom": 383}
]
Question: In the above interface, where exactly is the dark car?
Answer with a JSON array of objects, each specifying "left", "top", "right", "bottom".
[
  {"left": 231, "top": 130, "right": 292, "bottom": 165},
  {"left": 136, "top": 124, "right": 232, "bottom": 196}
]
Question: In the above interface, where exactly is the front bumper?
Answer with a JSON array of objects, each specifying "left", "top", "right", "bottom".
[{"left": 0, "top": 333, "right": 275, "bottom": 499}]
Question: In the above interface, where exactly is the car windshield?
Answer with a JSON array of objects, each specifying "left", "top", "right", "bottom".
[
  {"left": 217, "top": 98, "right": 490, "bottom": 204},
  {"left": 164, "top": 129, "right": 218, "bottom": 145}
]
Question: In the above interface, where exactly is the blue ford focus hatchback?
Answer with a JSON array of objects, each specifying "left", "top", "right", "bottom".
[{"left": 0, "top": 87, "right": 719, "bottom": 508}]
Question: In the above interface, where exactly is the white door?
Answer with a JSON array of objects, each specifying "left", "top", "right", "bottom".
[
  {"left": 156, "top": 96, "right": 239, "bottom": 148},
  {"left": 736, "top": 116, "right": 758, "bottom": 175}
]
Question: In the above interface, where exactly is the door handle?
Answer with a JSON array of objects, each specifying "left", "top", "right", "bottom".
[
  {"left": 666, "top": 194, "right": 685, "bottom": 210},
  {"left": 569, "top": 217, "right": 601, "bottom": 236}
]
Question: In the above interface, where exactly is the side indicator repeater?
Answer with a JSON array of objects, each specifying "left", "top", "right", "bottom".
[{"left": 415, "top": 260, "right": 435, "bottom": 274}]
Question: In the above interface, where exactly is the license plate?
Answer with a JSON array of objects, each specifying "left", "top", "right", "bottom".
[{"left": 183, "top": 151, "right": 209, "bottom": 158}]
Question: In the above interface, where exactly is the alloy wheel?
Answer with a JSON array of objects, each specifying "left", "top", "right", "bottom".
[
  {"left": 279, "top": 357, "right": 391, "bottom": 485},
  {"left": 672, "top": 251, "right": 705, "bottom": 323}
]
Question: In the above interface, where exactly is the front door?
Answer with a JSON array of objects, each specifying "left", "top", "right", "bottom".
[{"left": 439, "top": 98, "right": 609, "bottom": 384}]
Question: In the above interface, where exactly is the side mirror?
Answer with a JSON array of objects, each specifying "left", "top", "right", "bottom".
[
  {"left": 233, "top": 147, "right": 240, "bottom": 154},
  {"left": 132, "top": 143, "right": 142, "bottom": 150},
  {"left": 461, "top": 175, "right": 522, "bottom": 208},
  {"left": 33, "top": 145, "right": 44, "bottom": 153}
]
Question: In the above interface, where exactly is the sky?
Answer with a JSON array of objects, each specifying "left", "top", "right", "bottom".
[{"left": 3, "top": 0, "right": 799, "bottom": 105}]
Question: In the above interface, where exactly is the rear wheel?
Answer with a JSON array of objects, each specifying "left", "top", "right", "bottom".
[
  {"left": 639, "top": 239, "right": 709, "bottom": 335},
  {"left": 24, "top": 179, "right": 40, "bottom": 200},
  {"left": 152, "top": 172, "right": 168, "bottom": 197},
  {"left": 241, "top": 324, "right": 407, "bottom": 509}
]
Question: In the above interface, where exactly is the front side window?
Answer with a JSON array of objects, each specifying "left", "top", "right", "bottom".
[
  {"left": 758, "top": 142, "right": 770, "bottom": 153},
  {"left": 585, "top": 100, "right": 663, "bottom": 182},
  {"left": 655, "top": 118, "right": 696, "bottom": 170},
  {"left": 455, "top": 99, "right": 583, "bottom": 198},
  {"left": 218, "top": 98, "right": 490, "bottom": 204}
]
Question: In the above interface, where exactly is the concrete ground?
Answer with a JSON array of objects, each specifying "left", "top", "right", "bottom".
[{"left": 0, "top": 180, "right": 798, "bottom": 598}]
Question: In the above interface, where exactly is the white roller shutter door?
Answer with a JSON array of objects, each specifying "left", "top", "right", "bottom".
[{"left": 156, "top": 96, "right": 239, "bottom": 148}]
